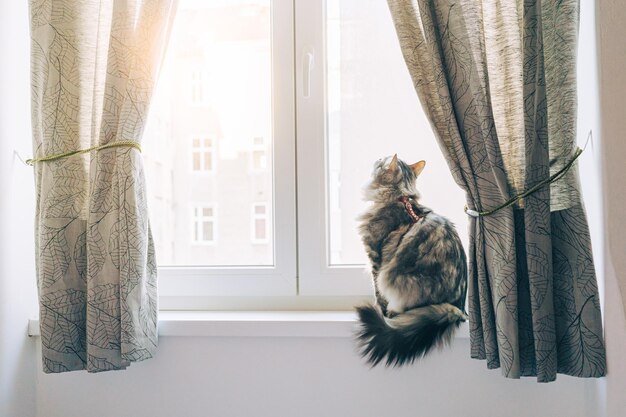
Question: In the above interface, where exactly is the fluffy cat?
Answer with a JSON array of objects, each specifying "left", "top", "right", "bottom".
[{"left": 356, "top": 154, "right": 468, "bottom": 366}]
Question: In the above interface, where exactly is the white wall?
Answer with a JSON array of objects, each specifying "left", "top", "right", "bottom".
[
  {"left": 597, "top": 1, "right": 626, "bottom": 416},
  {"left": 0, "top": 1, "right": 39, "bottom": 417},
  {"left": 35, "top": 337, "right": 597, "bottom": 417}
]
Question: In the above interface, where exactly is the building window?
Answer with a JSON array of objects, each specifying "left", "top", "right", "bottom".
[
  {"left": 251, "top": 136, "right": 267, "bottom": 171},
  {"left": 192, "top": 205, "right": 216, "bottom": 244},
  {"left": 189, "top": 69, "right": 206, "bottom": 106},
  {"left": 192, "top": 137, "right": 215, "bottom": 172},
  {"left": 251, "top": 203, "right": 269, "bottom": 244}
]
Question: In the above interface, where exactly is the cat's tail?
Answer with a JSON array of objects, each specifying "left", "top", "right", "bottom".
[{"left": 355, "top": 303, "right": 467, "bottom": 367}]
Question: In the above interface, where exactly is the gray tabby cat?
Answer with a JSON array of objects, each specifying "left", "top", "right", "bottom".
[{"left": 356, "top": 154, "right": 468, "bottom": 366}]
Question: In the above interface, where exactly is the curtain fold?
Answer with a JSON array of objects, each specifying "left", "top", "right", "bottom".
[
  {"left": 30, "top": 0, "right": 177, "bottom": 373},
  {"left": 387, "top": 0, "right": 605, "bottom": 382}
]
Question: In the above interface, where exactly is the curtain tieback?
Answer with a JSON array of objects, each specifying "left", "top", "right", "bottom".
[
  {"left": 24, "top": 140, "right": 142, "bottom": 166},
  {"left": 465, "top": 146, "right": 584, "bottom": 218}
]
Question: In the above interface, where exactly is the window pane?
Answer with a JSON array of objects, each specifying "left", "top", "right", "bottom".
[
  {"left": 203, "top": 207, "right": 213, "bottom": 217},
  {"left": 255, "top": 219, "right": 266, "bottom": 240},
  {"left": 144, "top": 0, "right": 274, "bottom": 266},
  {"left": 325, "top": 0, "right": 468, "bottom": 265},
  {"left": 254, "top": 204, "right": 265, "bottom": 215},
  {"left": 204, "top": 151, "right": 213, "bottom": 171},
  {"left": 253, "top": 150, "right": 266, "bottom": 170},
  {"left": 203, "top": 221, "right": 214, "bottom": 242},
  {"left": 190, "top": 70, "right": 204, "bottom": 104},
  {"left": 192, "top": 152, "right": 201, "bottom": 170}
]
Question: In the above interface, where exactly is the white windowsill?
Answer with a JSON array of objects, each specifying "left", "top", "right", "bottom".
[{"left": 27, "top": 311, "right": 471, "bottom": 339}]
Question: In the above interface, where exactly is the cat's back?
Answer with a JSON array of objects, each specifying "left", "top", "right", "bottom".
[{"left": 411, "top": 208, "right": 465, "bottom": 260}]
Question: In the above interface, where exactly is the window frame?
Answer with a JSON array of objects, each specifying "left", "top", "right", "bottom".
[
  {"left": 190, "top": 135, "right": 216, "bottom": 174},
  {"left": 295, "top": 0, "right": 374, "bottom": 297},
  {"left": 158, "top": 0, "right": 297, "bottom": 302},
  {"left": 191, "top": 204, "right": 217, "bottom": 246}
]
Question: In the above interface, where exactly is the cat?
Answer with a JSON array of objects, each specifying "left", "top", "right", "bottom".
[{"left": 355, "top": 154, "right": 468, "bottom": 367}]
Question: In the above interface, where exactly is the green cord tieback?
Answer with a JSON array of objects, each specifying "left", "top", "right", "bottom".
[
  {"left": 25, "top": 140, "right": 141, "bottom": 166},
  {"left": 464, "top": 146, "right": 584, "bottom": 218}
]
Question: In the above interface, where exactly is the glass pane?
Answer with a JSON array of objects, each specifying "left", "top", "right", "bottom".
[
  {"left": 144, "top": 0, "right": 273, "bottom": 266},
  {"left": 203, "top": 207, "right": 213, "bottom": 217},
  {"left": 192, "top": 152, "right": 201, "bottom": 170},
  {"left": 325, "top": 0, "right": 468, "bottom": 265},
  {"left": 204, "top": 151, "right": 213, "bottom": 171},
  {"left": 255, "top": 219, "right": 266, "bottom": 240},
  {"left": 203, "top": 221, "right": 214, "bottom": 242},
  {"left": 191, "top": 85, "right": 201, "bottom": 104},
  {"left": 254, "top": 204, "right": 265, "bottom": 214},
  {"left": 253, "top": 150, "right": 266, "bottom": 170}
]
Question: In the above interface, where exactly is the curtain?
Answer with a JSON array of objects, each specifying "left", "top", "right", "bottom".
[
  {"left": 387, "top": 0, "right": 606, "bottom": 382},
  {"left": 29, "top": 0, "right": 176, "bottom": 373}
]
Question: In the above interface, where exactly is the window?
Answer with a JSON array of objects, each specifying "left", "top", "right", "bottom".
[
  {"left": 143, "top": 0, "right": 466, "bottom": 307},
  {"left": 191, "top": 137, "right": 215, "bottom": 172},
  {"left": 192, "top": 205, "right": 216, "bottom": 244},
  {"left": 251, "top": 136, "right": 268, "bottom": 171},
  {"left": 295, "top": 0, "right": 467, "bottom": 295},
  {"left": 144, "top": 0, "right": 292, "bottom": 299},
  {"left": 189, "top": 69, "right": 206, "bottom": 106},
  {"left": 251, "top": 203, "right": 270, "bottom": 243}
]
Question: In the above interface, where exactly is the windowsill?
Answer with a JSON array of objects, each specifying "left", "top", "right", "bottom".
[{"left": 28, "top": 311, "right": 471, "bottom": 339}]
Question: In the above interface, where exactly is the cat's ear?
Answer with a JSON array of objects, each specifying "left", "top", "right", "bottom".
[
  {"left": 410, "top": 160, "right": 426, "bottom": 177},
  {"left": 387, "top": 154, "right": 398, "bottom": 173}
]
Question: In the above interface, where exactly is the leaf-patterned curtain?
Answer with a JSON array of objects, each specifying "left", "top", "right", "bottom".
[
  {"left": 30, "top": 0, "right": 177, "bottom": 373},
  {"left": 386, "top": 0, "right": 606, "bottom": 382}
]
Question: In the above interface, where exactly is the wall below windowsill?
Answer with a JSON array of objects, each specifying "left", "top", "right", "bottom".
[{"left": 27, "top": 311, "right": 471, "bottom": 339}]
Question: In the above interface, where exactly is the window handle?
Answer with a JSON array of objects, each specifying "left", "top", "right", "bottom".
[{"left": 302, "top": 51, "right": 314, "bottom": 98}]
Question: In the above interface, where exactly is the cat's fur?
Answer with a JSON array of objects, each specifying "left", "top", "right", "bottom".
[{"left": 356, "top": 154, "right": 468, "bottom": 367}]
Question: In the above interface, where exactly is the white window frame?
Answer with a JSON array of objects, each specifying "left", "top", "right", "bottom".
[
  {"left": 191, "top": 135, "right": 216, "bottom": 173},
  {"left": 191, "top": 204, "right": 217, "bottom": 245},
  {"left": 159, "top": 0, "right": 297, "bottom": 302},
  {"left": 295, "top": 0, "right": 374, "bottom": 297},
  {"left": 251, "top": 202, "right": 270, "bottom": 244}
]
